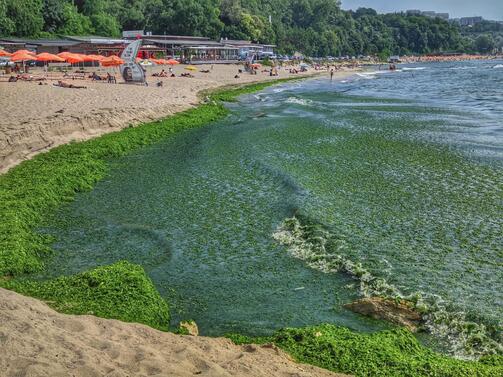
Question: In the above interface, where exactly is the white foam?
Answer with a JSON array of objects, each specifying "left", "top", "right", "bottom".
[
  {"left": 450, "top": 66, "right": 477, "bottom": 70},
  {"left": 285, "top": 97, "right": 313, "bottom": 106},
  {"left": 493, "top": 64, "right": 503, "bottom": 69},
  {"left": 273, "top": 216, "right": 503, "bottom": 360},
  {"left": 402, "top": 67, "right": 427, "bottom": 71}
]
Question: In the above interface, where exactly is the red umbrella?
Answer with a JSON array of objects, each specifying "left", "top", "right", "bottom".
[
  {"left": 166, "top": 59, "right": 180, "bottom": 65},
  {"left": 0, "top": 50, "right": 12, "bottom": 57},
  {"left": 36, "top": 52, "right": 65, "bottom": 62}
]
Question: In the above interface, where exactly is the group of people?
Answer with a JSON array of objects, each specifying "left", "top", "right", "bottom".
[
  {"left": 90, "top": 72, "right": 117, "bottom": 83},
  {"left": 152, "top": 68, "right": 175, "bottom": 78}
]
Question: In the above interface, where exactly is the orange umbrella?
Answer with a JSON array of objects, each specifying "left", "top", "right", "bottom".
[
  {"left": 36, "top": 52, "right": 65, "bottom": 62},
  {"left": 76, "top": 54, "right": 95, "bottom": 62},
  {"left": 100, "top": 55, "right": 124, "bottom": 67},
  {"left": 63, "top": 53, "right": 84, "bottom": 64},
  {"left": 0, "top": 50, "right": 12, "bottom": 57},
  {"left": 166, "top": 59, "right": 179, "bottom": 65},
  {"left": 10, "top": 52, "right": 36, "bottom": 62},
  {"left": 14, "top": 49, "right": 36, "bottom": 56},
  {"left": 57, "top": 51, "right": 73, "bottom": 58},
  {"left": 149, "top": 58, "right": 161, "bottom": 65},
  {"left": 86, "top": 54, "right": 105, "bottom": 62}
]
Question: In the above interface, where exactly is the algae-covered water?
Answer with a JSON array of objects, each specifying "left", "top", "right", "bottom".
[{"left": 39, "top": 60, "right": 502, "bottom": 357}]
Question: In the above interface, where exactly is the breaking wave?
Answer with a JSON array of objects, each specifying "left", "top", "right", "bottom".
[
  {"left": 285, "top": 97, "right": 314, "bottom": 106},
  {"left": 273, "top": 216, "right": 503, "bottom": 360}
]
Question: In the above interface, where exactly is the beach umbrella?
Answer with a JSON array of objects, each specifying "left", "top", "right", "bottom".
[
  {"left": 86, "top": 54, "right": 105, "bottom": 62},
  {"left": 166, "top": 59, "right": 179, "bottom": 65},
  {"left": 76, "top": 54, "right": 96, "bottom": 62},
  {"left": 13, "top": 49, "right": 36, "bottom": 56},
  {"left": 185, "top": 65, "right": 197, "bottom": 71},
  {"left": 64, "top": 54, "right": 84, "bottom": 64},
  {"left": 250, "top": 63, "right": 261, "bottom": 68},
  {"left": 10, "top": 51, "right": 36, "bottom": 73},
  {"left": 57, "top": 51, "right": 73, "bottom": 58},
  {"left": 10, "top": 52, "right": 36, "bottom": 62},
  {"left": 36, "top": 52, "right": 65, "bottom": 62},
  {"left": 100, "top": 55, "right": 124, "bottom": 67},
  {"left": 149, "top": 58, "right": 161, "bottom": 65},
  {"left": 36, "top": 53, "right": 65, "bottom": 77},
  {"left": 0, "top": 50, "right": 12, "bottom": 57}
]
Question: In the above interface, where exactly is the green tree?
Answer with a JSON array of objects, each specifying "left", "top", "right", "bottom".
[
  {"left": 0, "top": 0, "right": 15, "bottom": 36},
  {"left": 5, "top": 0, "right": 44, "bottom": 37},
  {"left": 57, "top": 3, "right": 94, "bottom": 35},
  {"left": 474, "top": 34, "right": 495, "bottom": 53}
]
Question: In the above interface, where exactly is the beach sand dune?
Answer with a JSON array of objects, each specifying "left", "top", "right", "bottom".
[
  {"left": 0, "top": 64, "right": 331, "bottom": 174},
  {"left": 0, "top": 288, "right": 346, "bottom": 377}
]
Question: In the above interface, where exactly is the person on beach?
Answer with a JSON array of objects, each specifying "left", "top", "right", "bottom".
[
  {"left": 330, "top": 68, "right": 334, "bottom": 80},
  {"left": 53, "top": 80, "right": 86, "bottom": 89}
]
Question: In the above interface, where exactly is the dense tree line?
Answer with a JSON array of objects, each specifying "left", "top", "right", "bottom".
[
  {"left": 0, "top": 0, "right": 497, "bottom": 56},
  {"left": 460, "top": 21, "right": 503, "bottom": 54}
]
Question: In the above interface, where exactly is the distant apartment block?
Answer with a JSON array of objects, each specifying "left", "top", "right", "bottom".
[
  {"left": 406, "top": 10, "right": 449, "bottom": 20},
  {"left": 459, "top": 17, "right": 484, "bottom": 26}
]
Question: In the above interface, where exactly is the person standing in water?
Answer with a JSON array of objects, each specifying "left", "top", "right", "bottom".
[{"left": 330, "top": 68, "right": 334, "bottom": 80}]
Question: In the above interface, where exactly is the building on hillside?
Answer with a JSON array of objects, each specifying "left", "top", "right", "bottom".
[
  {"left": 406, "top": 10, "right": 449, "bottom": 20},
  {"left": 406, "top": 10, "right": 422, "bottom": 16},
  {"left": 459, "top": 17, "right": 484, "bottom": 26}
]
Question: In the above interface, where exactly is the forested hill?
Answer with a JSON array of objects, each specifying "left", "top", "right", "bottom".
[{"left": 0, "top": 0, "right": 496, "bottom": 56}]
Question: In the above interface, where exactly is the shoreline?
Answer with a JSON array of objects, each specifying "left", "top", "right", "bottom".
[
  {"left": 1, "top": 68, "right": 501, "bottom": 376},
  {"left": 0, "top": 64, "right": 346, "bottom": 174}
]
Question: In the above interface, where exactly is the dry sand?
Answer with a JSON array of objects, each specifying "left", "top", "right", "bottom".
[
  {"left": 0, "top": 64, "right": 349, "bottom": 173},
  {"left": 0, "top": 288, "right": 347, "bottom": 377}
]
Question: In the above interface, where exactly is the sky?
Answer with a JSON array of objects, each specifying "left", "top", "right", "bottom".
[{"left": 341, "top": 0, "right": 503, "bottom": 21}]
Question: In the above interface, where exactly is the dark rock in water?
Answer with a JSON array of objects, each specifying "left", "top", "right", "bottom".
[{"left": 344, "top": 297, "right": 422, "bottom": 332}]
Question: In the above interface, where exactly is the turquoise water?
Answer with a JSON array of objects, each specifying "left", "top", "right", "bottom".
[{"left": 39, "top": 60, "right": 502, "bottom": 358}]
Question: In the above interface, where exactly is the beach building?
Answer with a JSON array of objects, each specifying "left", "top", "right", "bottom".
[
  {"left": 0, "top": 33, "right": 274, "bottom": 64},
  {"left": 134, "top": 35, "right": 239, "bottom": 63},
  {"left": 0, "top": 36, "right": 128, "bottom": 55},
  {"left": 220, "top": 39, "right": 276, "bottom": 59}
]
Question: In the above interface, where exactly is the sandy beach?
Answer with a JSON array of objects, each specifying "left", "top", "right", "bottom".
[
  {"left": 0, "top": 288, "right": 347, "bottom": 377},
  {"left": 0, "top": 64, "right": 351, "bottom": 174}
]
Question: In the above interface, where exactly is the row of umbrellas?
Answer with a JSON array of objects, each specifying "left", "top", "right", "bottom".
[
  {"left": 0, "top": 49, "right": 185, "bottom": 68},
  {"left": 0, "top": 49, "right": 126, "bottom": 67},
  {"left": 147, "top": 58, "right": 180, "bottom": 66}
]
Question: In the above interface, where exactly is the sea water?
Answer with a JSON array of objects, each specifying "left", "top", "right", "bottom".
[{"left": 38, "top": 60, "right": 502, "bottom": 358}]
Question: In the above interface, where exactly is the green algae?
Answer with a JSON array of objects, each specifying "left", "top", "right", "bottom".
[
  {"left": 0, "top": 78, "right": 301, "bottom": 331},
  {"left": 0, "top": 80, "right": 294, "bottom": 277},
  {"left": 1, "top": 261, "right": 170, "bottom": 330},
  {"left": 1, "top": 75, "right": 501, "bottom": 376},
  {"left": 228, "top": 325, "right": 503, "bottom": 377}
]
